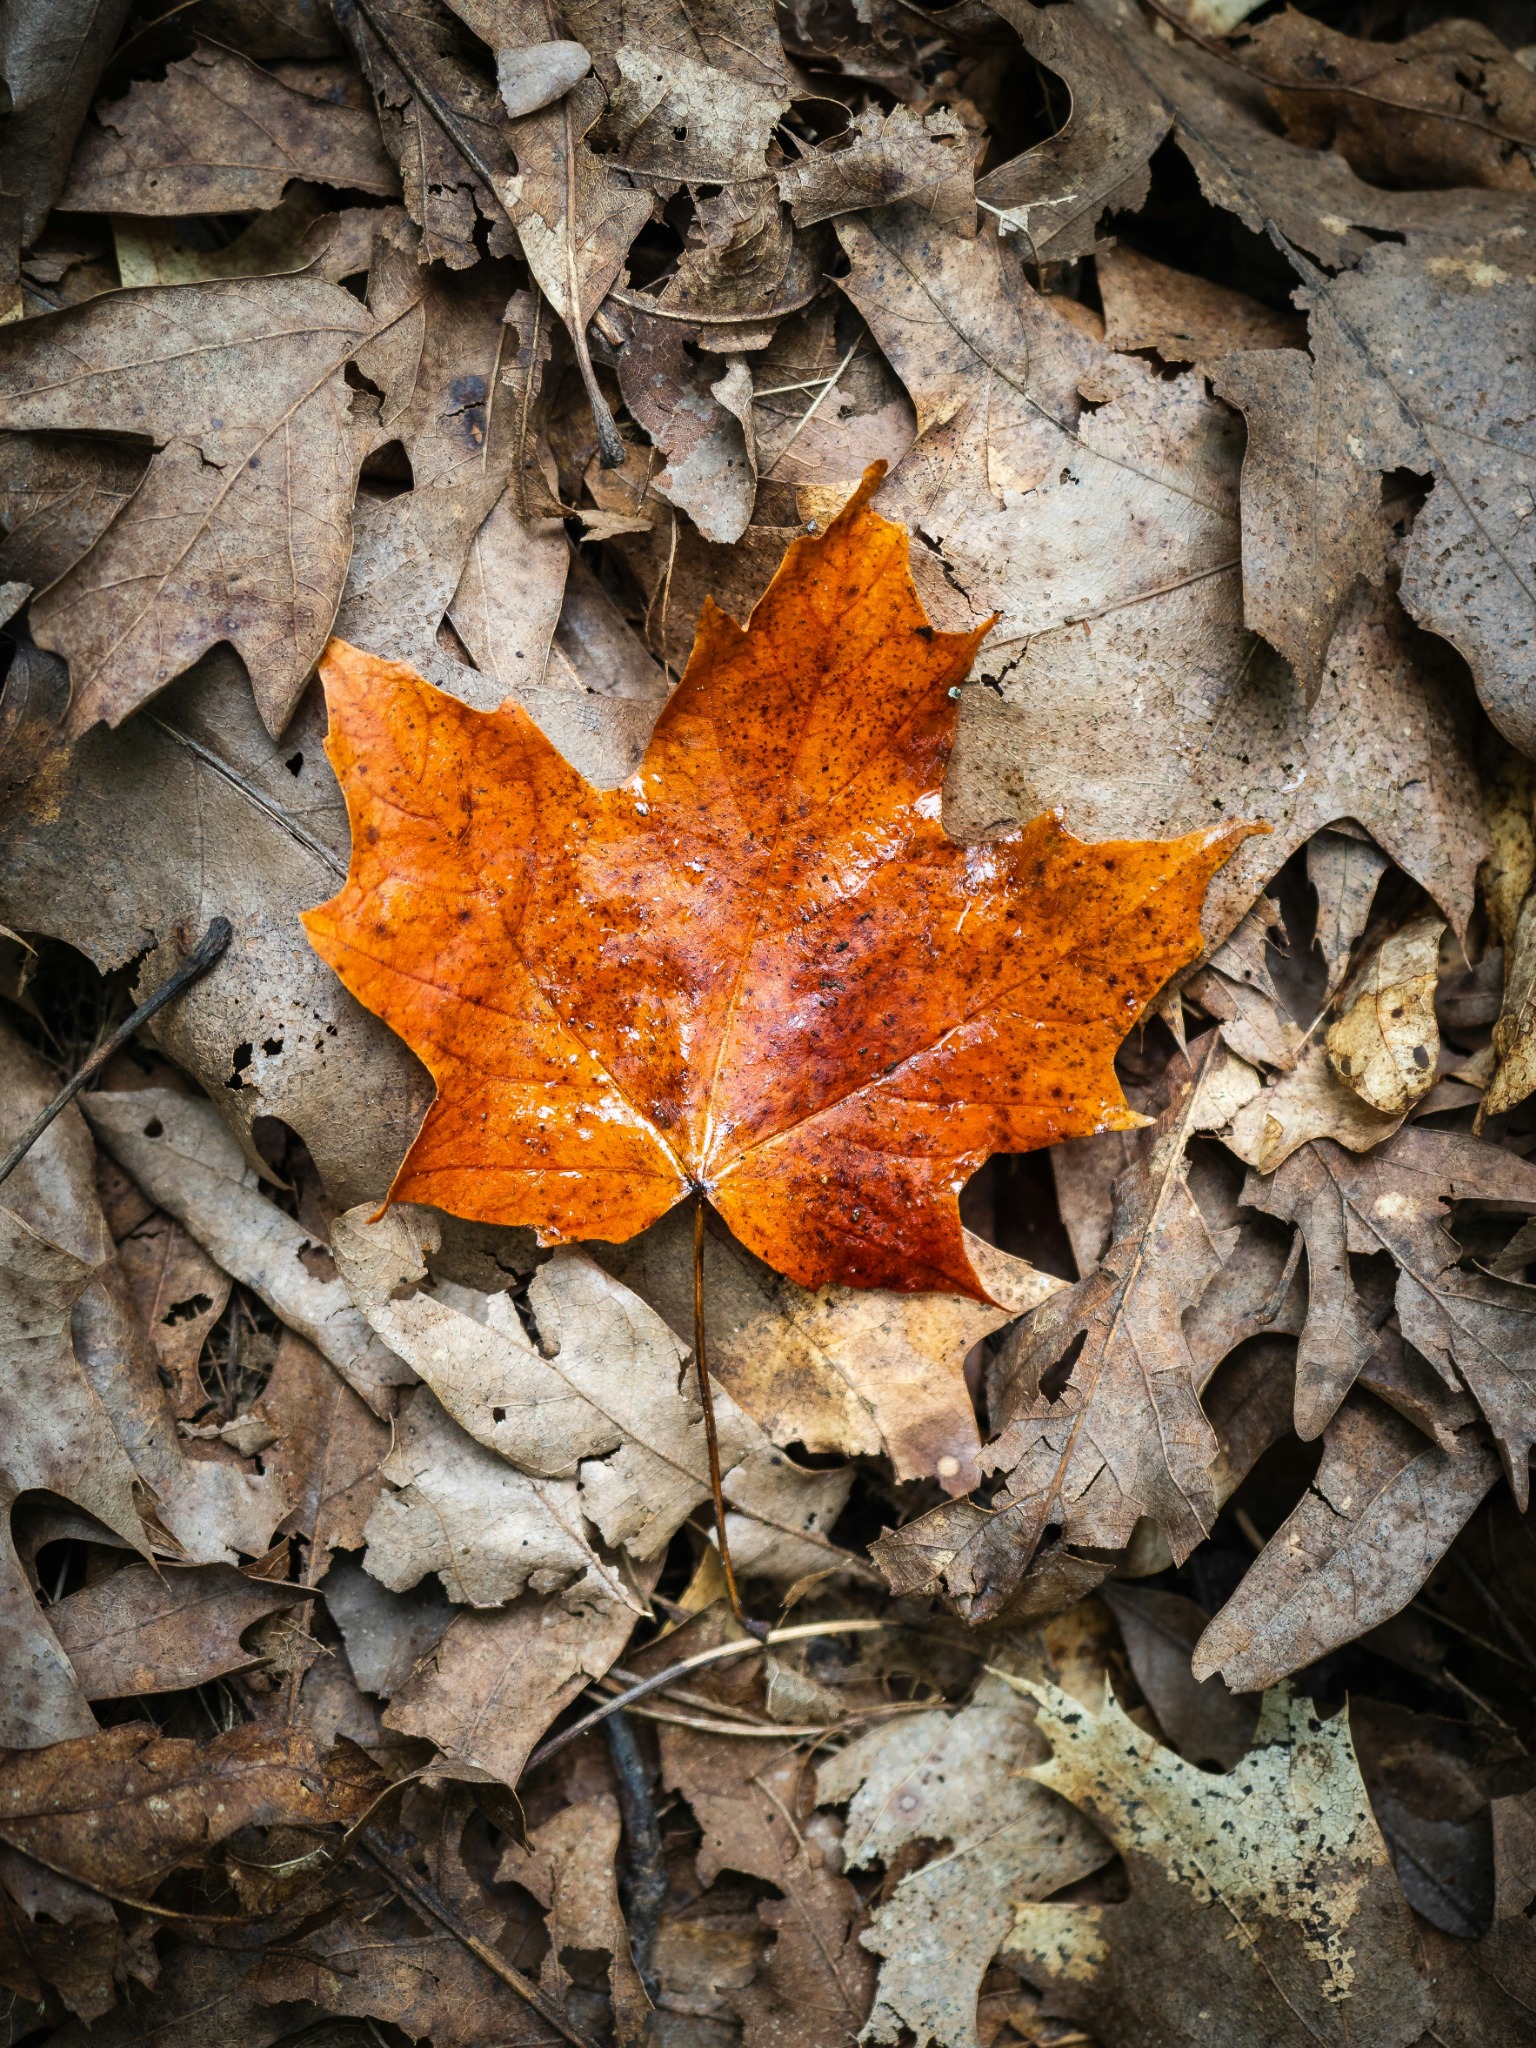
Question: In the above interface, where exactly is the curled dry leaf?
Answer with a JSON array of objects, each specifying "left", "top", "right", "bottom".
[
  {"left": 58, "top": 39, "right": 398, "bottom": 213},
  {"left": 779, "top": 104, "right": 976, "bottom": 235},
  {"left": 1193, "top": 1395, "right": 1499, "bottom": 1692},
  {"left": 1326, "top": 912, "right": 1446, "bottom": 1115},
  {"left": 306, "top": 475, "right": 1248, "bottom": 1297}
]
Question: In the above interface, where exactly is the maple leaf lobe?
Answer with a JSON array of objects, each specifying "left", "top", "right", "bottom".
[{"left": 306, "top": 469, "right": 1252, "bottom": 1300}]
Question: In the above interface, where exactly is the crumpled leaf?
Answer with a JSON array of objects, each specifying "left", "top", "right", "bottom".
[
  {"left": 617, "top": 316, "right": 759, "bottom": 544},
  {"left": 1326, "top": 912, "right": 1445, "bottom": 1114},
  {"left": 0, "top": 274, "right": 372, "bottom": 737},
  {"left": 779, "top": 104, "right": 976, "bottom": 235},
  {"left": 58, "top": 39, "right": 397, "bottom": 213},
  {"left": 1001, "top": 1678, "right": 1433, "bottom": 2048},
  {"left": 1222, "top": 1033, "right": 1405, "bottom": 1178},
  {"left": 252, "top": 1329, "right": 389, "bottom": 1576},
  {"left": 306, "top": 473, "right": 1247, "bottom": 1298},
  {"left": 877, "top": 1037, "right": 1248, "bottom": 1615},
  {"left": 83, "top": 1088, "right": 413, "bottom": 1414},
  {"left": 1193, "top": 1394, "right": 1499, "bottom": 1692},
  {"left": 818, "top": 1674, "right": 1110, "bottom": 2048},
  {"left": 1309, "top": 827, "right": 1392, "bottom": 998}
]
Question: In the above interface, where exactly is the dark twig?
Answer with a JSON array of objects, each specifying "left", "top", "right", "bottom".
[
  {"left": 693, "top": 1198, "right": 761, "bottom": 1635},
  {"left": 603, "top": 1710, "right": 667, "bottom": 1997},
  {"left": 359, "top": 1828, "right": 594, "bottom": 2048},
  {"left": 0, "top": 916, "right": 232, "bottom": 1191}
]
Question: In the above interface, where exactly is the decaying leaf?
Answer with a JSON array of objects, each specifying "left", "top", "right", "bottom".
[
  {"left": 819, "top": 1674, "right": 1110, "bottom": 2048},
  {"left": 498, "top": 1794, "right": 651, "bottom": 2044},
  {"left": 1002, "top": 1679, "right": 1433, "bottom": 2048},
  {"left": 1326, "top": 913, "right": 1445, "bottom": 1114},
  {"left": 307, "top": 474, "right": 1247, "bottom": 1297}
]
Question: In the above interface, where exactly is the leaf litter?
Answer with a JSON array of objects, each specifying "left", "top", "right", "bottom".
[{"left": 3, "top": 0, "right": 1536, "bottom": 2043}]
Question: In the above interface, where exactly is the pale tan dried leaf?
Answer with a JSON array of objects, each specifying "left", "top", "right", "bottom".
[
  {"left": 497, "top": 37, "right": 591, "bottom": 117},
  {"left": 818, "top": 1676, "right": 1109, "bottom": 2048},
  {"left": 362, "top": 1384, "right": 640, "bottom": 1609},
  {"left": 1192, "top": 1397, "right": 1499, "bottom": 1692},
  {"left": 1184, "top": 896, "right": 1300, "bottom": 1073},
  {"left": 335, "top": 1207, "right": 853, "bottom": 1577},
  {"left": 498, "top": 1796, "right": 652, "bottom": 2045},
  {"left": 1000, "top": 1678, "right": 1433, "bottom": 2048},
  {"left": 1482, "top": 884, "right": 1536, "bottom": 1124},
  {"left": 1097, "top": 244, "right": 1304, "bottom": 364},
  {"left": 47, "top": 1563, "right": 305, "bottom": 1699},
  {"left": 0, "top": 276, "right": 372, "bottom": 737},
  {"left": 83, "top": 1089, "right": 413, "bottom": 1414},
  {"left": 1223, "top": 1036, "right": 1404, "bottom": 1177},
  {"left": 59, "top": 39, "right": 397, "bottom": 213},
  {"left": 1327, "top": 912, "right": 1445, "bottom": 1114}
]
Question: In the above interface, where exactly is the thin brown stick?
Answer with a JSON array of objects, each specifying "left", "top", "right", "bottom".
[
  {"left": 693, "top": 1197, "right": 759, "bottom": 1634},
  {"left": 526, "top": 1616, "right": 894, "bottom": 1771},
  {"left": 0, "top": 916, "right": 232, "bottom": 1190},
  {"left": 359, "top": 1829, "right": 593, "bottom": 2047}
]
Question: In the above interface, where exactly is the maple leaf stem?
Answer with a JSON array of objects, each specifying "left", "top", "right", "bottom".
[{"left": 693, "top": 1196, "right": 766, "bottom": 1638}]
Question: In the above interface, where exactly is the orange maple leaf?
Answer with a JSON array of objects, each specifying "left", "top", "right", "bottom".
[{"left": 305, "top": 472, "right": 1251, "bottom": 1300}]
